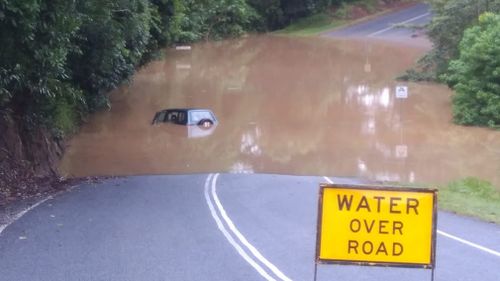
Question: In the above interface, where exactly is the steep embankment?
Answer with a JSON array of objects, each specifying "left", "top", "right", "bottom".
[{"left": 0, "top": 113, "right": 66, "bottom": 203}]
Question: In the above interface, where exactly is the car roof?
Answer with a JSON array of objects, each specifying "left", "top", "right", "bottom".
[{"left": 162, "top": 108, "right": 213, "bottom": 112}]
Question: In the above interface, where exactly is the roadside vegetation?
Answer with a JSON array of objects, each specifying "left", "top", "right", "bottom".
[
  {"left": 274, "top": 13, "right": 347, "bottom": 36},
  {"left": 275, "top": 0, "right": 414, "bottom": 36},
  {"left": 2, "top": 0, "right": 409, "bottom": 201},
  {"left": 439, "top": 178, "right": 500, "bottom": 224},
  {"left": 2, "top": 0, "right": 498, "bottom": 219},
  {"left": 0, "top": 0, "right": 256, "bottom": 141},
  {"left": 402, "top": 0, "right": 500, "bottom": 128},
  {"left": 398, "top": 178, "right": 500, "bottom": 224},
  {"left": 0, "top": 0, "right": 360, "bottom": 142}
]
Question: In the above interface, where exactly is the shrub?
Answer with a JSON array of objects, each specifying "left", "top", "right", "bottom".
[
  {"left": 443, "top": 13, "right": 500, "bottom": 127},
  {"left": 248, "top": 0, "right": 325, "bottom": 30},
  {"left": 423, "top": 0, "right": 500, "bottom": 78},
  {"left": 49, "top": 85, "right": 85, "bottom": 137}
]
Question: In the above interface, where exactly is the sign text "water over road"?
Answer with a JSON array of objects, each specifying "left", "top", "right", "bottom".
[{"left": 316, "top": 185, "right": 437, "bottom": 268}]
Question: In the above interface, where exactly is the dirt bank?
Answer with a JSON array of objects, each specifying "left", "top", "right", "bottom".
[{"left": 0, "top": 112, "right": 72, "bottom": 206}]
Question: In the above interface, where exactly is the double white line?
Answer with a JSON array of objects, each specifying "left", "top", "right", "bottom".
[
  {"left": 204, "top": 173, "right": 293, "bottom": 281},
  {"left": 206, "top": 174, "right": 499, "bottom": 280}
]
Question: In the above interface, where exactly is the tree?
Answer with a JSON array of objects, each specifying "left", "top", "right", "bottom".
[
  {"left": 180, "top": 0, "right": 258, "bottom": 41},
  {"left": 149, "top": 0, "right": 184, "bottom": 46},
  {"left": 0, "top": 0, "right": 328, "bottom": 136},
  {"left": 443, "top": 12, "right": 500, "bottom": 127},
  {"left": 248, "top": 0, "right": 324, "bottom": 30},
  {"left": 0, "top": 0, "right": 82, "bottom": 133},
  {"left": 425, "top": 0, "right": 500, "bottom": 77},
  {"left": 246, "top": 0, "right": 284, "bottom": 30},
  {"left": 69, "top": 0, "right": 154, "bottom": 111}
]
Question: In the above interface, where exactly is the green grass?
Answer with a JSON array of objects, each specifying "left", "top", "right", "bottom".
[
  {"left": 388, "top": 177, "right": 500, "bottom": 224},
  {"left": 274, "top": 13, "right": 346, "bottom": 36},
  {"left": 438, "top": 177, "right": 500, "bottom": 224},
  {"left": 273, "top": 0, "right": 415, "bottom": 37}
]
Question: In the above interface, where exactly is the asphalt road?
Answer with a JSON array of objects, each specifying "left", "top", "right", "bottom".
[
  {"left": 0, "top": 174, "right": 499, "bottom": 281},
  {"left": 1, "top": 4, "right": 498, "bottom": 281},
  {"left": 324, "top": 3, "right": 432, "bottom": 39}
]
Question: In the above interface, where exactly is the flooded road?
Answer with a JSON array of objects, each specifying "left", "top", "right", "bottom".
[{"left": 59, "top": 36, "right": 500, "bottom": 187}]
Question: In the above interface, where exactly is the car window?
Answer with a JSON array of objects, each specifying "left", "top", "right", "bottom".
[
  {"left": 189, "top": 111, "right": 213, "bottom": 124},
  {"left": 178, "top": 112, "right": 186, "bottom": 124},
  {"left": 157, "top": 111, "right": 166, "bottom": 122},
  {"left": 167, "top": 111, "right": 179, "bottom": 122}
]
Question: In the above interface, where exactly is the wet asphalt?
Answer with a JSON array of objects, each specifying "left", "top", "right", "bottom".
[
  {"left": 2, "top": 4, "right": 499, "bottom": 281},
  {"left": 0, "top": 174, "right": 499, "bottom": 281},
  {"left": 324, "top": 3, "right": 432, "bottom": 39}
]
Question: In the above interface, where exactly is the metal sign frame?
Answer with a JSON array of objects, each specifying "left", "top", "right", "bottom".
[{"left": 315, "top": 183, "right": 438, "bottom": 269}]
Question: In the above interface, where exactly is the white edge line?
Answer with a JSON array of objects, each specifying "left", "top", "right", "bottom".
[
  {"left": 211, "top": 173, "right": 293, "bottom": 281},
  {"left": 204, "top": 174, "right": 277, "bottom": 281},
  {"left": 323, "top": 176, "right": 334, "bottom": 184},
  {"left": 0, "top": 196, "right": 52, "bottom": 236},
  {"left": 437, "top": 230, "right": 500, "bottom": 258},
  {"left": 368, "top": 12, "right": 430, "bottom": 37},
  {"left": 0, "top": 224, "right": 6, "bottom": 234},
  {"left": 322, "top": 176, "right": 500, "bottom": 258}
]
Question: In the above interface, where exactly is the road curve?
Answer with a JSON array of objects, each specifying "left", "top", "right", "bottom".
[
  {"left": 1, "top": 174, "right": 499, "bottom": 281},
  {"left": 324, "top": 3, "right": 432, "bottom": 40}
]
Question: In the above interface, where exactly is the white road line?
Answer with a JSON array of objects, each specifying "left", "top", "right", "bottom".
[
  {"left": 437, "top": 230, "right": 500, "bottom": 258},
  {"left": 0, "top": 196, "right": 52, "bottom": 236},
  {"left": 0, "top": 224, "right": 7, "bottom": 235},
  {"left": 211, "top": 173, "right": 293, "bottom": 281},
  {"left": 323, "top": 176, "right": 500, "bottom": 258},
  {"left": 368, "top": 12, "right": 430, "bottom": 37},
  {"left": 323, "top": 176, "right": 334, "bottom": 184},
  {"left": 203, "top": 174, "right": 277, "bottom": 281}
]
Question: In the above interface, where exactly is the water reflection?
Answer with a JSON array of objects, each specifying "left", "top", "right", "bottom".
[
  {"left": 240, "top": 123, "right": 262, "bottom": 156},
  {"left": 59, "top": 36, "right": 500, "bottom": 187},
  {"left": 230, "top": 162, "right": 254, "bottom": 174},
  {"left": 152, "top": 123, "right": 218, "bottom": 139}
]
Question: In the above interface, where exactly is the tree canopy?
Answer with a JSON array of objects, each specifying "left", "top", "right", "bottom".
[
  {"left": 405, "top": 0, "right": 500, "bottom": 127},
  {"left": 1, "top": 0, "right": 331, "bottom": 137},
  {"left": 423, "top": 0, "right": 500, "bottom": 76},
  {"left": 443, "top": 13, "right": 500, "bottom": 127}
]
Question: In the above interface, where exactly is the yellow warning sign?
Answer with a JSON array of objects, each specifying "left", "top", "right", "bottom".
[{"left": 316, "top": 184, "right": 437, "bottom": 268}]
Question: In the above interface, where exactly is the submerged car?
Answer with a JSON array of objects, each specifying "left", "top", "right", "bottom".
[
  {"left": 152, "top": 108, "right": 218, "bottom": 127},
  {"left": 152, "top": 108, "right": 218, "bottom": 138}
]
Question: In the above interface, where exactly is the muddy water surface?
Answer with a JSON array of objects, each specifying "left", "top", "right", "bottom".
[{"left": 59, "top": 36, "right": 500, "bottom": 187}]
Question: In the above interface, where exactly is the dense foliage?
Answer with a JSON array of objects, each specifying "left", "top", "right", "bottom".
[
  {"left": 406, "top": 1, "right": 500, "bottom": 127},
  {"left": 0, "top": 0, "right": 333, "bottom": 137},
  {"left": 247, "top": 0, "right": 366, "bottom": 30},
  {"left": 425, "top": 0, "right": 500, "bottom": 77},
  {"left": 0, "top": 1, "right": 82, "bottom": 132},
  {"left": 443, "top": 13, "right": 500, "bottom": 127}
]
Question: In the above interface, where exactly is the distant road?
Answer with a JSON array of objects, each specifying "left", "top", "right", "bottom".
[
  {"left": 324, "top": 3, "right": 431, "bottom": 40},
  {"left": 1, "top": 174, "right": 499, "bottom": 281}
]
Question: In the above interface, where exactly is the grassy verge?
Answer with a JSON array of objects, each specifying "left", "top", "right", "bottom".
[
  {"left": 274, "top": 0, "right": 415, "bottom": 36},
  {"left": 274, "top": 13, "right": 347, "bottom": 36},
  {"left": 438, "top": 177, "right": 500, "bottom": 224}
]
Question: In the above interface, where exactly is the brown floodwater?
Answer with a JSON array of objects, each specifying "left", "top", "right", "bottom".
[{"left": 59, "top": 35, "right": 500, "bottom": 187}]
